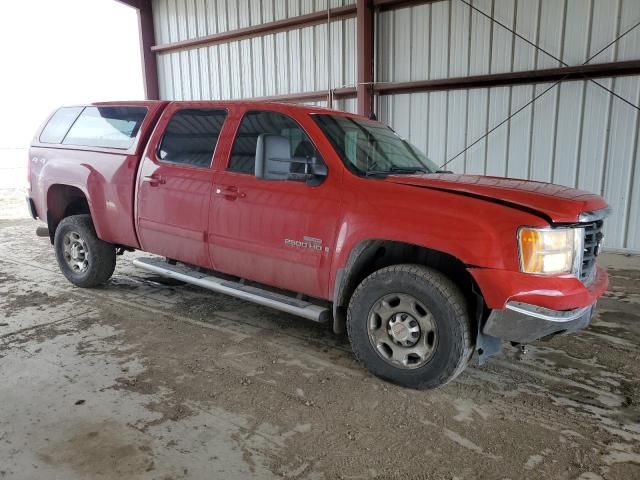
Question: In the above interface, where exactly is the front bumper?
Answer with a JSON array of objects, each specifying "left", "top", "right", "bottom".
[
  {"left": 470, "top": 265, "right": 607, "bottom": 346},
  {"left": 483, "top": 301, "right": 595, "bottom": 344},
  {"left": 469, "top": 265, "right": 608, "bottom": 311}
]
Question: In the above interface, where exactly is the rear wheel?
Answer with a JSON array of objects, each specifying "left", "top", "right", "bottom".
[
  {"left": 347, "top": 264, "right": 473, "bottom": 389},
  {"left": 54, "top": 214, "right": 116, "bottom": 287}
]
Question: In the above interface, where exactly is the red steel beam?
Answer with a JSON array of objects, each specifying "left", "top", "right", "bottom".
[
  {"left": 373, "top": 0, "right": 444, "bottom": 11},
  {"left": 137, "top": 1, "right": 160, "bottom": 100},
  {"left": 357, "top": 0, "right": 375, "bottom": 117},
  {"left": 372, "top": 60, "right": 640, "bottom": 96},
  {"left": 151, "top": 5, "right": 358, "bottom": 54}
]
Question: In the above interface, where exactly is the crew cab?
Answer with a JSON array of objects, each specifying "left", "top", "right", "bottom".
[{"left": 27, "top": 101, "right": 609, "bottom": 389}]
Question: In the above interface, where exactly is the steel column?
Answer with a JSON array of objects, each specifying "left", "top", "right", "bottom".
[
  {"left": 357, "top": 0, "right": 375, "bottom": 117},
  {"left": 137, "top": 1, "right": 159, "bottom": 100},
  {"left": 116, "top": 0, "right": 159, "bottom": 100}
]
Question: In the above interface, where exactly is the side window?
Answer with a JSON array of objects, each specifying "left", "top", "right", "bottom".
[
  {"left": 39, "top": 107, "right": 84, "bottom": 144},
  {"left": 158, "top": 109, "right": 227, "bottom": 168},
  {"left": 62, "top": 106, "right": 147, "bottom": 149},
  {"left": 228, "top": 110, "right": 323, "bottom": 175}
]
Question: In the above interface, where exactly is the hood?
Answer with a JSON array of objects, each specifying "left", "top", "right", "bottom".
[{"left": 384, "top": 173, "right": 608, "bottom": 223}]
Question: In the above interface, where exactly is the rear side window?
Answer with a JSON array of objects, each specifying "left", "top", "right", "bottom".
[
  {"left": 158, "top": 109, "right": 227, "bottom": 168},
  {"left": 228, "top": 111, "right": 316, "bottom": 174},
  {"left": 39, "top": 107, "right": 83, "bottom": 144},
  {"left": 62, "top": 106, "right": 148, "bottom": 149}
]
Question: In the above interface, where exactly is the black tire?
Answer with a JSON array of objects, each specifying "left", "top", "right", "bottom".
[
  {"left": 347, "top": 264, "right": 473, "bottom": 389},
  {"left": 54, "top": 214, "right": 116, "bottom": 288}
]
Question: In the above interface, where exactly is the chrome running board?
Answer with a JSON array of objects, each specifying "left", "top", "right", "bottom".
[{"left": 132, "top": 257, "right": 330, "bottom": 323}]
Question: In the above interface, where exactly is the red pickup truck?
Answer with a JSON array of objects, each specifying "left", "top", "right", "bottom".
[{"left": 27, "top": 101, "right": 609, "bottom": 389}]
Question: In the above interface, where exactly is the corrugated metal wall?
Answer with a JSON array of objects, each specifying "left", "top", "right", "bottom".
[
  {"left": 377, "top": 0, "right": 640, "bottom": 252},
  {"left": 377, "top": 0, "right": 640, "bottom": 82},
  {"left": 153, "top": 0, "right": 357, "bottom": 106},
  {"left": 152, "top": 0, "right": 640, "bottom": 252}
]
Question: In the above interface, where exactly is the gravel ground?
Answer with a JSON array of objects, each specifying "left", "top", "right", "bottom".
[{"left": 1, "top": 217, "right": 639, "bottom": 479}]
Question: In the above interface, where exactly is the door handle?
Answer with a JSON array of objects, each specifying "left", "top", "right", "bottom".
[
  {"left": 143, "top": 174, "right": 166, "bottom": 187},
  {"left": 215, "top": 185, "right": 245, "bottom": 200}
]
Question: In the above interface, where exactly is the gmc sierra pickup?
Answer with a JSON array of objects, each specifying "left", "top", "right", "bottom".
[{"left": 27, "top": 101, "right": 609, "bottom": 389}]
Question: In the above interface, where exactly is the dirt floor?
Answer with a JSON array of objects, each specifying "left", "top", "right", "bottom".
[{"left": 1, "top": 217, "right": 639, "bottom": 480}]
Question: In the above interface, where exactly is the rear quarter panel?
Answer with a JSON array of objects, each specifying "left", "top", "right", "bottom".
[{"left": 30, "top": 147, "right": 141, "bottom": 247}]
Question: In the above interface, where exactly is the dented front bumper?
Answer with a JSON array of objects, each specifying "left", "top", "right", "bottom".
[
  {"left": 483, "top": 301, "right": 595, "bottom": 344},
  {"left": 469, "top": 265, "right": 607, "bottom": 357},
  {"left": 469, "top": 265, "right": 609, "bottom": 313}
]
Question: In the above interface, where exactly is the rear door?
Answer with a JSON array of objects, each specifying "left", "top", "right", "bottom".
[
  {"left": 136, "top": 103, "right": 228, "bottom": 267},
  {"left": 207, "top": 108, "right": 343, "bottom": 299}
]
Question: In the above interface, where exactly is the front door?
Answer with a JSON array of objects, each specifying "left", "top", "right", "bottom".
[
  {"left": 208, "top": 109, "right": 342, "bottom": 299},
  {"left": 136, "top": 105, "right": 228, "bottom": 268}
]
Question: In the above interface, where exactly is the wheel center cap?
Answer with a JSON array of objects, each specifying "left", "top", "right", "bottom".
[
  {"left": 391, "top": 322, "right": 409, "bottom": 341},
  {"left": 388, "top": 313, "right": 420, "bottom": 347}
]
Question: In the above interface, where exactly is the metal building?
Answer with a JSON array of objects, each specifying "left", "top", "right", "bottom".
[{"left": 120, "top": 0, "right": 640, "bottom": 253}]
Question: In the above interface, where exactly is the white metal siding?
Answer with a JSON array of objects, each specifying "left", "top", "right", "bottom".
[
  {"left": 154, "top": 0, "right": 357, "bottom": 101},
  {"left": 376, "top": 0, "right": 640, "bottom": 82},
  {"left": 153, "top": 0, "right": 356, "bottom": 44}
]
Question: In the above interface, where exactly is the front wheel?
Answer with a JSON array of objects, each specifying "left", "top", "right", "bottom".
[
  {"left": 347, "top": 264, "right": 473, "bottom": 389},
  {"left": 54, "top": 214, "right": 116, "bottom": 288}
]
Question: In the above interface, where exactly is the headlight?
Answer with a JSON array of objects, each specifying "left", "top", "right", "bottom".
[{"left": 518, "top": 227, "right": 583, "bottom": 275}]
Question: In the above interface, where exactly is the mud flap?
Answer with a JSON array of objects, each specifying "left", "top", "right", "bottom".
[
  {"left": 476, "top": 329, "right": 502, "bottom": 365},
  {"left": 473, "top": 287, "right": 502, "bottom": 365}
]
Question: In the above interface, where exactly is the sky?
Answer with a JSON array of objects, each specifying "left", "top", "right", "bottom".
[{"left": 0, "top": 0, "right": 144, "bottom": 150}]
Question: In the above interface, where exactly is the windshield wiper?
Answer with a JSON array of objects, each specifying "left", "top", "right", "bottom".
[
  {"left": 388, "top": 166, "right": 429, "bottom": 174},
  {"left": 365, "top": 166, "right": 429, "bottom": 176}
]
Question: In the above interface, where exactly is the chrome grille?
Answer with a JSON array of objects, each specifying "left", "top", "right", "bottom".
[{"left": 580, "top": 219, "right": 604, "bottom": 284}]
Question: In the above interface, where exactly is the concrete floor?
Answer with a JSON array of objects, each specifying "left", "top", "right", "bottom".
[{"left": 1, "top": 217, "right": 639, "bottom": 479}]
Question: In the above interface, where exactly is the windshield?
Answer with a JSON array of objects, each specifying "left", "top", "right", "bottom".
[{"left": 311, "top": 114, "right": 439, "bottom": 176}]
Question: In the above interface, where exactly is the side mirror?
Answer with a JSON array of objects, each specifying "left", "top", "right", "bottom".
[
  {"left": 255, "top": 133, "right": 327, "bottom": 185},
  {"left": 255, "top": 134, "right": 292, "bottom": 180},
  {"left": 287, "top": 156, "right": 328, "bottom": 186}
]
